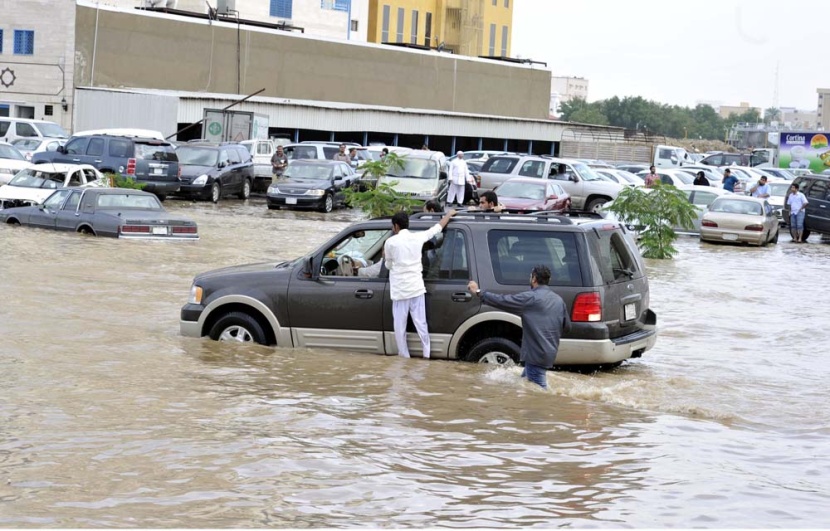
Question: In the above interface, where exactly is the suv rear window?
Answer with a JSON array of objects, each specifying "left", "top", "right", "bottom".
[
  {"left": 480, "top": 157, "right": 518, "bottom": 174},
  {"left": 487, "top": 230, "right": 582, "bottom": 287},
  {"left": 134, "top": 143, "right": 177, "bottom": 161},
  {"left": 589, "top": 229, "right": 639, "bottom": 284}
]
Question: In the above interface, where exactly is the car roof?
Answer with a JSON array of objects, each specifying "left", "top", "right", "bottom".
[
  {"left": 30, "top": 163, "right": 99, "bottom": 173},
  {"left": 73, "top": 128, "right": 166, "bottom": 140}
]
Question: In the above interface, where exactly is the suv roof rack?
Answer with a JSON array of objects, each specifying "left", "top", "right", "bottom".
[{"left": 410, "top": 211, "right": 575, "bottom": 225}]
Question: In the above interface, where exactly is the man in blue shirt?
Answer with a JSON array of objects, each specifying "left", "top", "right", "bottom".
[
  {"left": 467, "top": 265, "right": 571, "bottom": 389},
  {"left": 722, "top": 168, "right": 738, "bottom": 192}
]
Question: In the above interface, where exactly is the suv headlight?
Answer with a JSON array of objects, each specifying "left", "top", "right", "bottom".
[
  {"left": 307, "top": 189, "right": 326, "bottom": 197},
  {"left": 192, "top": 175, "right": 208, "bottom": 185},
  {"left": 188, "top": 284, "right": 203, "bottom": 305}
]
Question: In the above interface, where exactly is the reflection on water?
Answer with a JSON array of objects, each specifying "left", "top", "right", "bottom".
[{"left": 0, "top": 198, "right": 828, "bottom": 527}]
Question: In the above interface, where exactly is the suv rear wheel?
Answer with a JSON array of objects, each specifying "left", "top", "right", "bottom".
[
  {"left": 238, "top": 179, "right": 251, "bottom": 200},
  {"left": 209, "top": 311, "right": 266, "bottom": 344},
  {"left": 466, "top": 337, "right": 520, "bottom": 365}
]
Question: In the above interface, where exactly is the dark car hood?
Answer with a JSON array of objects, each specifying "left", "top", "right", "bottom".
[
  {"left": 277, "top": 178, "right": 331, "bottom": 191},
  {"left": 180, "top": 165, "right": 216, "bottom": 177},
  {"left": 196, "top": 261, "right": 286, "bottom": 282}
]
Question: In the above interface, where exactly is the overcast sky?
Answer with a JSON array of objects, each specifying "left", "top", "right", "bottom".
[{"left": 511, "top": 0, "right": 824, "bottom": 111}]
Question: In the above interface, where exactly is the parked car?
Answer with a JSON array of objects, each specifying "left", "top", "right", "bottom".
[
  {"left": 32, "top": 133, "right": 181, "bottom": 200},
  {"left": 594, "top": 168, "right": 643, "bottom": 187},
  {"left": 678, "top": 165, "right": 724, "bottom": 186},
  {"left": 0, "top": 164, "right": 107, "bottom": 209},
  {"left": 0, "top": 142, "right": 34, "bottom": 185},
  {"left": 494, "top": 177, "right": 571, "bottom": 213},
  {"left": 240, "top": 138, "right": 278, "bottom": 192},
  {"left": 756, "top": 167, "right": 796, "bottom": 181},
  {"left": 783, "top": 174, "right": 830, "bottom": 240},
  {"left": 283, "top": 143, "right": 343, "bottom": 161},
  {"left": 700, "top": 195, "right": 779, "bottom": 246},
  {"left": 371, "top": 149, "right": 449, "bottom": 208},
  {"left": 635, "top": 168, "right": 695, "bottom": 187},
  {"left": 11, "top": 138, "right": 65, "bottom": 161},
  {"left": 478, "top": 155, "right": 622, "bottom": 212},
  {"left": 266, "top": 160, "right": 355, "bottom": 212},
  {"left": 175, "top": 142, "right": 254, "bottom": 202},
  {"left": 616, "top": 163, "right": 650, "bottom": 174},
  {"left": 699, "top": 151, "right": 767, "bottom": 168},
  {"left": 0, "top": 188, "right": 198, "bottom": 239},
  {"left": 180, "top": 211, "right": 656, "bottom": 368},
  {"left": 0, "top": 118, "right": 68, "bottom": 144},
  {"left": 447, "top": 150, "right": 509, "bottom": 162}
]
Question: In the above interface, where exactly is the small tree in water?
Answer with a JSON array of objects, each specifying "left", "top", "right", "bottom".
[
  {"left": 344, "top": 152, "right": 420, "bottom": 218},
  {"left": 605, "top": 183, "right": 698, "bottom": 259}
]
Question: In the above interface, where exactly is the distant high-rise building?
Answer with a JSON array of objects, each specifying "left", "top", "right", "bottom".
[
  {"left": 818, "top": 89, "right": 830, "bottom": 130},
  {"left": 549, "top": 76, "right": 588, "bottom": 115}
]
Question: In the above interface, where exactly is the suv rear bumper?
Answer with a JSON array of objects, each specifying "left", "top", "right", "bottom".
[
  {"left": 556, "top": 327, "right": 657, "bottom": 365},
  {"left": 138, "top": 180, "right": 181, "bottom": 194}
]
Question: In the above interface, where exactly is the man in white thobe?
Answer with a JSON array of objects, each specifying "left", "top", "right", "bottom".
[
  {"left": 448, "top": 151, "right": 470, "bottom": 207},
  {"left": 383, "top": 209, "right": 457, "bottom": 358}
]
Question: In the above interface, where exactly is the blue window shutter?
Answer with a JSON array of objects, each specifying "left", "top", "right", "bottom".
[
  {"left": 334, "top": 0, "right": 350, "bottom": 11},
  {"left": 270, "top": 0, "right": 293, "bottom": 18},
  {"left": 14, "top": 30, "right": 34, "bottom": 55},
  {"left": 0, "top": 30, "right": 4, "bottom": 54}
]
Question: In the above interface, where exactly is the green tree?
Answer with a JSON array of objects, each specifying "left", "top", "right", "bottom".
[
  {"left": 342, "top": 153, "right": 420, "bottom": 218},
  {"left": 558, "top": 97, "right": 590, "bottom": 121},
  {"left": 605, "top": 183, "right": 699, "bottom": 259},
  {"left": 569, "top": 106, "right": 609, "bottom": 126},
  {"left": 764, "top": 107, "right": 780, "bottom": 123}
]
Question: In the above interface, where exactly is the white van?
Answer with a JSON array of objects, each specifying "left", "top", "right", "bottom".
[
  {"left": 653, "top": 144, "right": 691, "bottom": 168},
  {"left": 0, "top": 118, "right": 69, "bottom": 143}
]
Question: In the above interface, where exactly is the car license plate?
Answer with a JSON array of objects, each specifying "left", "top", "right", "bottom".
[
  {"left": 153, "top": 168, "right": 163, "bottom": 175},
  {"left": 624, "top": 303, "right": 636, "bottom": 321},
  {"left": 152, "top": 226, "right": 168, "bottom": 235},
  {"left": 722, "top": 233, "right": 739, "bottom": 241},
  {"left": 286, "top": 197, "right": 297, "bottom": 205}
]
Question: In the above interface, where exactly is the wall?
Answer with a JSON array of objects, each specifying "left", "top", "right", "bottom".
[
  {"left": 73, "top": 89, "right": 179, "bottom": 135},
  {"left": 0, "top": 0, "right": 76, "bottom": 130},
  {"left": 73, "top": 3, "right": 551, "bottom": 119}
]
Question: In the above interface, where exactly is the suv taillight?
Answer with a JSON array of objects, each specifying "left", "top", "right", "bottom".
[
  {"left": 126, "top": 158, "right": 136, "bottom": 175},
  {"left": 572, "top": 292, "right": 602, "bottom": 322}
]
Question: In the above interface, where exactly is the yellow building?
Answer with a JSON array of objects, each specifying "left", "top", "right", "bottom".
[{"left": 367, "top": 0, "right": 513, "bottom": 57}]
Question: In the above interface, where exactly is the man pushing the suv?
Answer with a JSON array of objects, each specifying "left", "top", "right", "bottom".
[{"left": 384, "top": 209, "right": 457, "bottom": 358}]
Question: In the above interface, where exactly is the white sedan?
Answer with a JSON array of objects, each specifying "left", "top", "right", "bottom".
[
  {"left": 700, "top": 195, "right": 780, "bottom": 246},
  {"left": 0, "top": 164, "right": 108, "bottom": 209},
  {"left": 0, "top": 142, "right": 34, "bottom": 185}
]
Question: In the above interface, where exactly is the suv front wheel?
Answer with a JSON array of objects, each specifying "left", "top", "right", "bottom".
[
  {"left": 209, "top": 311, "right": 267, "bottom": 343},
  {"left": 211, "top": 182, "right": 222, "bottom": 203},
  {"left": 466, "top": 337, "right": 520, "bottom": 365}
]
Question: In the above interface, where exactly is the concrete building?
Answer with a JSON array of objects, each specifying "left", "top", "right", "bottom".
[
  {"left": 366, "top": 0, "right": 513, "bottom": 57},
  {"left": 549, "top": 76, "right": 589, "bottom": 115},
  {"left": 718, "top": 101, "right": 762, "bottom": 120},
  {"left": 818, "top": 88, "right": 830, "bottom": 131},
  {"left": 777, "top": 107, "right": 817, "bottom": 130}
]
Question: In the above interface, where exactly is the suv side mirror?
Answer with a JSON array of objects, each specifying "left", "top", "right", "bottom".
[
  {"left": 304, "top": 256, "right": 319, "bottom": 280},
  {"left": 57, "top": 145, "right": 67, "bottom": 154},
  {"left": 569, "top": 175, "right": 577, "bottom": 182}
]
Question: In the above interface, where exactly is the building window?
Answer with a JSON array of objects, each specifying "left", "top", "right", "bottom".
[
  {"left": 0, "top": 30, "right": 3, "bottom": 54},
  {"left": 501, "top": 25, "right": 508, "bottom": 56},
  {"left": 13, "top": 30, "right": 34, "bottom": 55},
  {"left": 488, "top": 24, "right": 496, "bottom": 55},
  {"left": 492, "top": 0, "right": 496, "bottom": 5},
  {"left": 44, "top": 105, "right": 53, "bottom": 116},
  {"left": 381, "top": 5, "right": 390, "bottom": 42},
  {"left": 425, "top": 12, "right": 432, "bottom": 47},
  {"left": 410, "top": 10, "right": 419, "bottom": 44},
  {"left": 321, "top": 0, "right": 350, "bottom": 11},
  {"left": 504, "top": 0, "right": 509, "bottom": 7},
  {"left": 396, "top": 7, "right": 404, "bottom": 43},
  {"left": 350, "top": 19, "right": 358, "bottom": 32},
  {"left": 269, "top": 0, "right": 292, "bottom": 19}
]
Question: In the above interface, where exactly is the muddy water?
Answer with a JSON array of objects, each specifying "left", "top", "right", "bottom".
[{"left": 1, "top": 198, "right": 828, "bottom": 527}]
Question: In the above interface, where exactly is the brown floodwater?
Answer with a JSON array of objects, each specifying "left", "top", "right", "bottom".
[{"left": 1, "top": 197, "right": 828, "bottom": 527}]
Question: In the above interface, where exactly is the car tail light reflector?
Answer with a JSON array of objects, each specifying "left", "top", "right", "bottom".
[
  {"left": 701, "top": 220, "right": 718, "bottom": 227},
  {"left": 572, "top": 292, "right": 602, "bottom": 322},
  {"left": 120, "top": 225, "right": 150, "bottom": 233},
  {"left": 744, "top": 224, "right": 764, "bottom": 231},
  {"left": 126, "top": 158, "right": 136, "bottom": 175},
  {"left": 172, "top": 226, "right": 197, "bottom": 234}
]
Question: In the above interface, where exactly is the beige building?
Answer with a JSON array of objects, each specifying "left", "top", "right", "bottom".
[
  {"left": 778, "top": 107, "right": 817, "bottom": 130},
  {"left": 718, "top": 101, "right": 762, "bottom": 120},
  {"left": 549, "top": 76, "right": 589, "bottom": 116},
  {"left": 818, "top": 88, "right": 830, "bottom": 130}
]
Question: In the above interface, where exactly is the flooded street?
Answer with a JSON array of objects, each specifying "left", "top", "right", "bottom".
[{"left": 1, "top": 197, "right": 828, "bottom": 527}]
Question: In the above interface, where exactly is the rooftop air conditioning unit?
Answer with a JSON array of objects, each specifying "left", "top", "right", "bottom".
[{"left": 216, "top": 0, "right": 236, "bottom": 14}]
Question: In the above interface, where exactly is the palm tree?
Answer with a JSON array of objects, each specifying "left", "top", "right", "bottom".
[{"left": 764, "top": 107, "right": 780, "bottom": 123}]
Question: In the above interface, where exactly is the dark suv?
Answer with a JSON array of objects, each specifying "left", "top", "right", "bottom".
[
  {"left": 175, "top": 143, "right": 254, "bottom": 202},
  {"left": 33, "top": 134, "right": 180, "bottom": 199},
  {"left": 180, "top": 212, "right": 657, "bottom": 368},
  {"left": 784, "top": 174, "right": 830, "bottom": 240}
]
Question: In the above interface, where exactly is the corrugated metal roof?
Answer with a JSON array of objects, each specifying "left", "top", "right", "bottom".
[{"left": 75, "top": 86, "right": 622, "bottom": 142}]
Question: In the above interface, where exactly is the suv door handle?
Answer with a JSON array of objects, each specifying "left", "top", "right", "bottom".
[
  {"left": 72, "top": 158, "right": 80, "bottom": 162},
  {"left": 452, "top": 292, "right": 472, "bottom": 302},
  {"left": 354, "top": 289, "right": 374, "bottom": 299}
]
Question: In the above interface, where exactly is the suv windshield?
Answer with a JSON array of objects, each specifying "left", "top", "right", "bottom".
[
  {"left": 284, "top": 164, "right": 333, "bottom": 181},
  {"left": 386, "top": 158, "right": 438, "bottom": 179},
  {"left": 134, "top": 143, "right": 177, "bottom": 162},
  {"left": 34, "top": 122, "right": 69, "bottom": 138},
  {"left": 0, "top": 145, "right": 24, "bottom": 160},
  {"left": 176, "top": 147, "right": 219, "bottom": 166},
  {"left": 572, "top": 162, "right": 604, "bottom": 181}
]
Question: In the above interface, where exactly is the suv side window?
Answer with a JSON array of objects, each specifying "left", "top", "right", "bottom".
[
  {"left": 518, "top": 160, "right": 544, "bottom": 177},
  {"left": 323, "top": 147, "right": 339, "bottom": 160},
  {"left": 0, "top": 121, "right": 10, "bottom": 136},
  {"left": 550, "top": 164, "right": 575, "bottom": 181},
  {"left": 218, "top": 149, "right": 230, "bottom": 167},
  {"left": 593, "top": 230, "right": 638, "bottom": 283},
  {"left": 807, "top": 179, "right": 827, "bottom": 200},
  {"left": 424, "top": 229, "right": 469, "bottom": 280},
  {"left": 322, "top": 228, "right": 391, "bottom": 277},
  {"left": 227, "top": 147, "right": 241, "bottom": 164},
  {"left": 487, "top": 230, "right": 582, "bottom": 287},
  {"left": 237, "top": 146, "right": 251, "bottom": 163},
  {"left": 16, "top": 122, "right": 37, "bottom": 137},
  {"left": 480, "top": 157, "right": 518, "bottom": 174},
  {"left": 108, "top": 139, "right": 131, "bottom": 158},
  {"left": 256, "top": 142, "right": 271, "bottom": 155},
  {"left": 64, "top": 137, "right": 89, "bottom": 155},
  {"left": 705, "top": 154, "right": 723, "bottom": 166},
  {"left": 87, "top": 138, "right": 105, "bottom": 157}
]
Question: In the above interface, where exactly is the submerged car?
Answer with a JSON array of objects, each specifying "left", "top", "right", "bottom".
[
  {"left": 266, "top": 160, "right": 356, "bottom": 212},
  {"left": 495, "top": 177, "right": 571, "bottom": 213},
  {"left": 0, "top": 164, "right": 107, "bottom": 208},
  {"left": 0, "top": 188, "right": 198, "bottom": 239},
  {"left": 700, "top": 195, "right": 779, "bottom": 246}
]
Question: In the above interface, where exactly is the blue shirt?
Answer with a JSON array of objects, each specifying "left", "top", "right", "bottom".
[
  {"left": 481, "top": 286, "right": 571, "bottom": 368},
  {"left": 723, "top": 176, "right": 738, "bottom": 192}
]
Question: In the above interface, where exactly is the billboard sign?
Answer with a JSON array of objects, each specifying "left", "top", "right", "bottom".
[{"left": 778, "top": 132, "right": 830, "bottom": 173}]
